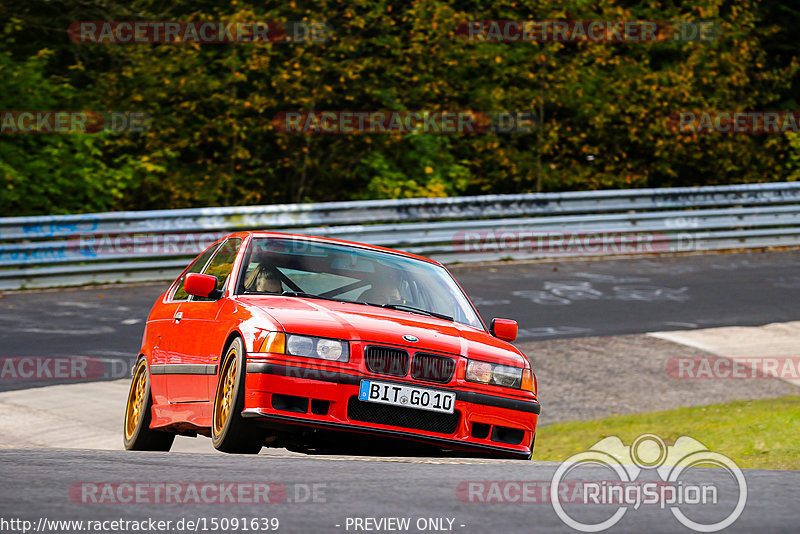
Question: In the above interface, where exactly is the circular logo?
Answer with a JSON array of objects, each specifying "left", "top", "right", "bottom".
[
  {"left": 550, "top": 434, "right": 747, "bottom": 533},
  {"left": 631, "top": 433, "right": 667, "bottom": 468},
  {"left": 403, "top": 335, "right": 418, "bottom": 342}
]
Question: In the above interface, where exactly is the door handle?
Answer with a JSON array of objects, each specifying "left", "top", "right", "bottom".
[{"left": 173, "top": 311, "right": 183, "bottom": 323}]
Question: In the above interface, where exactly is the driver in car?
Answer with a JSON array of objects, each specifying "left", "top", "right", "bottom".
[
  {"left": 359, "top": 271, "right": 404, "bottom": 305},
  {"left": 245, "top": 263, "right": 283, "bottom": 293}
]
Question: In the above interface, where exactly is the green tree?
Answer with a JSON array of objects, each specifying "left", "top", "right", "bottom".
[{"left": 0, "top": 0, "right": 798, "bottom": 215}]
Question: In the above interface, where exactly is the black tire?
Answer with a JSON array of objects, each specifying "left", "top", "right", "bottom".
[
  {"left": 212, "top": 337, "right": 264, "bottom": 454},
  {"left": 123, "top": 358, "right": 175, "bottom": 451}
]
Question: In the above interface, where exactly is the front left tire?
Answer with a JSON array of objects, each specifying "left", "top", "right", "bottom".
[
  {"left": 212, "top": 337, "right": 264, "bottom": 454},
  {"left": 124, "top": 358, "right": 175, "bottom": 451}
]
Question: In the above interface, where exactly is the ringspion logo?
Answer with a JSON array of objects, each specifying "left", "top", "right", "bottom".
[{"left": 551, "top": 434, "right": 746, "bottom": 532}]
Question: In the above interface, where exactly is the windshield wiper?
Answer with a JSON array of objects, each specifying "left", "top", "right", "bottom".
[
  {"left": 281, "top": 291, "right": 368, "bottom": 306},
  {"left": 278, "top": 292, "right": 451, "bottom": 320},
  {"left": 377, "top": 303, "right": 454, "bottom": 322}
]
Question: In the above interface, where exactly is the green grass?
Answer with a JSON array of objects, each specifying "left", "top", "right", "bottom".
[{"left": 534, "top": 396, "right": 800, "bottom": 470}]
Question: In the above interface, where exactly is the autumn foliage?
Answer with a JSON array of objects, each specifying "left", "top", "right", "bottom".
[{"left": 1, "top": 1, "right": 799, "bottom": 215}]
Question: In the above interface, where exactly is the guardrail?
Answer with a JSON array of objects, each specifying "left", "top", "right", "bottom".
[{"left": 2, "top": 182, "right": 799, "bottom": 290}]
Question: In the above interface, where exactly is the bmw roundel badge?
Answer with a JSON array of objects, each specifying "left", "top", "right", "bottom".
[{"left": 403, "top": 335, "right": 419, "bottom": 343}]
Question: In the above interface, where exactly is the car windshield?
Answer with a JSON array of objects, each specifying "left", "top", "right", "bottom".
[{"left": 239, "top": 237, "right": 485, "bottom": 329}]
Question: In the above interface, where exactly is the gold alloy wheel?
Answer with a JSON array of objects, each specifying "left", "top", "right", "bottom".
[
  {"left": 125, "top": 361, "right": 147, "bottom": 440},
  {"left": 214, "top": 347, "right": 238, "bottom": 435}
]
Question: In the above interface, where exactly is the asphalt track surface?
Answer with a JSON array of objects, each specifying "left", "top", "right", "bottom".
[
  {"left": 0, "top": 449, "right": 797, "bottom": 533},
  {"left": 2, "top": 249, "right": 800, "bottom": 392}
]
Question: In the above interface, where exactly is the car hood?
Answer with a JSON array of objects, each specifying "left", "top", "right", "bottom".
[{"left": 238, "top": 296, "right": 527, "bottom": 367}]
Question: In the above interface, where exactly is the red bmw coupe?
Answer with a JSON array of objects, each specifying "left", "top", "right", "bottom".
[{"left": 124, "top": 232, "right": 540, "bottom": 459}]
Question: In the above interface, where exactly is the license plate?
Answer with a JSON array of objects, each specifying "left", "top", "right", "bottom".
[{"left": 358, "top": 380, "right": 455, "bottom": 414}]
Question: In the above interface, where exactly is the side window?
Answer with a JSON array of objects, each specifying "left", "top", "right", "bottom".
[
  {"left": 193, "top": 238, "right": 242, "bottom": 301},
  {"left": 171, "top": 243, "right": 221, "bottom": 301}
]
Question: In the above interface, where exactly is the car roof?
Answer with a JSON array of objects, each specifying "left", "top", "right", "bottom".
[{"left": 225, "top": 231, "right": 444, "bottom": 267}]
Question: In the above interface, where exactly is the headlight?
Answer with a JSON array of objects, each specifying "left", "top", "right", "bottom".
[
  {"left": 316, "top": 338, "right": 344, "bottom": 360},
  {"left": 465, "top": 359, "right": 523, "bottom": 389},
  {"left": 286, "top": 334, "right": 349, "bottom": 362}
]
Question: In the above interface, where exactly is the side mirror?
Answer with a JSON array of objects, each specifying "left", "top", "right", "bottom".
[
  {"left": 185, "top": 273, "right": 219, "bottom": 298},
  {"left": 491, "top": 318, "right": 518, "bottom": 342}
]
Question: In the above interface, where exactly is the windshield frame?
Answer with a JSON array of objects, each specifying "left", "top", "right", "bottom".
[{"left": 234, "top": 235, "right": 487, "bottom": 331}]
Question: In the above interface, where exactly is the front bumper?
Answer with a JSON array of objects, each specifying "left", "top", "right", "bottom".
[{"left": 243, "top": 360, "right": 540, "bottom": 459}]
